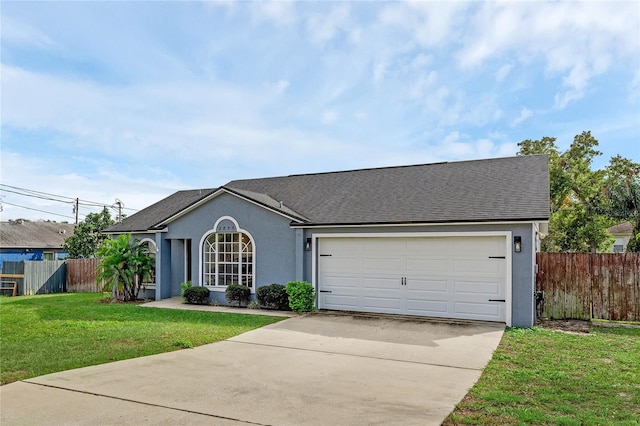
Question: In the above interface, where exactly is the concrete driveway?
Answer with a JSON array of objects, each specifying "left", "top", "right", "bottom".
[{"left": 0, "top": 313, "right": 503, "bottom": 425}]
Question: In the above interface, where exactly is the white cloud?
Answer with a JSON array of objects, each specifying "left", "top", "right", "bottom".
[
  {"left": 512, "top": 107, "right": 533, "bottom": 126},
  {"left": 380, "top": 2, "right": 466, "bottom": 47},
  {"left": 0, "top": 151, "right": 182, "bottom": 222},
  {"left": 307, "top": 3, "right": 351, "bottom": 45},
  {"left": 456, "top": 2, "right": 639, "bottom": 105},
  {"left": 495, "top": 64, "right": 513, "bottom": 82},
  {"left": 1, "top": 15, "right": 59, "bottom": 49},
  {"left": 251, "top": 1, "right": 297, "bottom": 26}
]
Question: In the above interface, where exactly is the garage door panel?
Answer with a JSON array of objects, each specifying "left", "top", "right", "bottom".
[
  {"left": 454, "top": 302, "right": 501, "bottom": 318},
  {"left": 362, "top": 258, "right": 405, "bottom": 272},
  {"left": 453, "top": 237, "right": 504, "bottom": 254},
  {"left": 321, "top": 258, "right": 362, "bottom": 273},
  {"left": 406, "top": 299, "right": 448, "bottom": 314},
  {"left": 323, "top": 294, "right": 359, "bottom": 309},
  {"left": 455, "top": 280, "right": 502, "bottom": 296},
  {"left": 366, "top": 238, "right": 406, "bottom": 254},
  {"left": 362, "top": 276, "right": 402, "bottom": 290},
  {"left": 363, "top": 296, "right": 402, "bottom": 311},
  {"left": 406, "top": 238, "right": 450, "bottom": 253},
  {"left": 405, "top": 278, "right": 448, "bottom": 292},
  {"left": 324, "top": 275, "right": 360, "bottom": 289},
  {"left": 320, "top": 239, "right": 363, "bottom": 256},
  {"left": 453, "top": 259, "right": 504, "bottom": 275},
  {"left": 405, "top": 258, "right": 449, "bottom": 274}
]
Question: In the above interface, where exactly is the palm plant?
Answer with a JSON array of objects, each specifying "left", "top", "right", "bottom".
[{"left": 96, "top": 234, "right": 155, "bottom": 301}]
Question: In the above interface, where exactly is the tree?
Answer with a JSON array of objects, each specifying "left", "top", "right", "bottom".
[
  {"left": 63, "top": 208, "right": 115, "bottom": 258},
  {"left": 96, "top": 234, "right": 155, "bottom": 302},
  {"left": 602, "top": 155, "right": 640, "bottom": 252},
  {"left": 517, "top": 131, "right": 614, "bottom": 252}
]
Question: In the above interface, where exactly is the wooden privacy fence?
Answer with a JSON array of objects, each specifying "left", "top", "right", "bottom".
[
  {"left": 2, "top": 260, "right": 66, "bottom": 295},
  {"left": 66, "top": 258, "right": 102, "bottom": 293},
  {"left": 536, "top": 253, "right": 640, "bottom": 322}
]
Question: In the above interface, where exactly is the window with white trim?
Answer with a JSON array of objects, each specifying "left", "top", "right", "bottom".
[
  {"left": 139, "top": 240, "right": 157, "bottom": 287},
  {"left": 203, "top": 232, "right": 254, "bottom": 288}
]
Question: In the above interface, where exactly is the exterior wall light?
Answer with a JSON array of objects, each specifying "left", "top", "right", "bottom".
[
  {"left": 305, "top": 237, "right": 312, "bottom": 251},
  {"left": 514, "top": 236, "right": 522, "bottom": 253}
]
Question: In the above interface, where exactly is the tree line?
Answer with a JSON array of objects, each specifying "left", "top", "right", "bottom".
[{"left": 518, "top": 131, "right": 639, "bottom": 252}]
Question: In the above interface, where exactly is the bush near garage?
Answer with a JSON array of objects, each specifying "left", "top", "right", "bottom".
[
  {"left": 225, "top": 284, "right": 251, "bottom": 307},
  {"left": 257, "top": 283, "right": 290, "bottom": 310},
  {"left": 286, "top": 281, "right": 315, "bottom": 313},
  {"left": 183, "top": 286, "right": 210, "bottom": 305}
]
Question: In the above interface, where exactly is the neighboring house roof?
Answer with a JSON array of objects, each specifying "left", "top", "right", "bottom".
[
  {"left": 0, "top": 220, "right": 76, "bottom": 249},
  {"left": 608, "top": 221, "right": 633, "bottom": 235},
  {"left": 107, "top": 155, "right": 550, "bottom": 232}
]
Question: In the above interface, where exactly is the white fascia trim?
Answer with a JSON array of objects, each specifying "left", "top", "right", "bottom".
[
  {"left": 156, "top": 188, "right": 304, "bottom": 227},
  {"left": 103, "top": 229, "right": 163, "bottom": 235},
  {"left": 311, "top": 231, "right": 513, "bottom": 327},
  {"left": 291, "top": 220, "right": 547, "bottom": 229}
]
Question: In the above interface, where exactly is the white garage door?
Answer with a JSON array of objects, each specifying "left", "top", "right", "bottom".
[{"left": 317, "top": 236, "right": 507, "bottom": 322}]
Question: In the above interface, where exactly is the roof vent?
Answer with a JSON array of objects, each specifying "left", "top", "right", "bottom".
[
  {"left": 279, "top": 201, "right": 283, "bottom": 209},
  {"left": 59, "top": 229, "right": 67, "bottom": 234}
]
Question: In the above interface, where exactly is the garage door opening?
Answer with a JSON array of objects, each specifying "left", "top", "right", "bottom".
[{"left": 315, "top": 234, "right": 510, "bottom": 323}]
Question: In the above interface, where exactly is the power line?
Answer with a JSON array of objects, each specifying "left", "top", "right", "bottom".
[
  {"left": 0, "top": 184, "right": 139, "bottom": 211},
  {"left": 0, "top": 201, "right": 76, "bottom": 220},
  {"left": 0, "top": 187, "right": 75, "bottom": 205}
]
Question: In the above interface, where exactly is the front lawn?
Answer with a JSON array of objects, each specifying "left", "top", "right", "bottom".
[
  {"left": 445, "top": 324, "right": 640, "bottom": 425},
  {"left": 0, "top": 293, "right": 283, "bottom": 385}
]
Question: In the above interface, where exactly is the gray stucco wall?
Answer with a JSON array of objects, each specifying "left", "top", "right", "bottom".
[
  {"left": 163, "top": 193, "right": 299, "bottom": 304},
  {"left": 301, "top": 223, "right": 536, "bottom": 327}
]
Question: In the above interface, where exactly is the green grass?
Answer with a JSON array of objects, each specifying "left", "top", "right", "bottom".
[
  {"left": 444, "top": 325, "right": 640, "bottom": 425},
  {"left": 0, "top": 293, "right": 284, "bottom": 385}
]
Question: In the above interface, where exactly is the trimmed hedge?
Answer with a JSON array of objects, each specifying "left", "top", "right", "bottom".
[
  {"left": 183, "top": 286, "right": 210, "bottom": 305},
  {"left": 257, "top": 283, "right": 289, "bottom": 310},
  {"left": 225, "top": 284, "right": 251, "bottom": 307},
  {"left": 286, "top": 281, "right": 315, "bottom": 313}
]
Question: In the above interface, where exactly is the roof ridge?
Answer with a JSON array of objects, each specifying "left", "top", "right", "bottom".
[{"left": 228, "top": 154, "right": 548, "bottom": 182}]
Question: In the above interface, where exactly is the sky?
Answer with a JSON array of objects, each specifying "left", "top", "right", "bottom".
[{"left": 1, "top": 1, "right": 639, "bottom": 223}]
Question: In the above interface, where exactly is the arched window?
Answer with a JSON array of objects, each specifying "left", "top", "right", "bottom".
[
  {"left": 201, "top": 218, "right": 254, "bottom": 289},
  {"left": 139, "top": 239, "right": 157, "bottom": 287}
]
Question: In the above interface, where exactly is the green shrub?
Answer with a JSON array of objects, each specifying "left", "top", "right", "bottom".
[
  {"left": 183, "top": 286, "right": 210, "bottom": 305},
  {"left": 225, "top": 284, "right": 251, "bottom": 307},
  {"left": 286, "top": 281, "right": 315, "bottom": 313},
  {"left": 257, "top": 283, "right": 290, "bottom": 310},
  {"left": 180, "top": 281, "right": 192, "bottom": 296}
]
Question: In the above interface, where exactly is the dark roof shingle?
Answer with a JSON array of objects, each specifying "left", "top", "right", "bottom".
[
  {"left": 106, "top": 188, "right": 218, "bottom": 233},
  {"left": 108, "top": 155, "right": 550, "bottom": 232},
  {"left": 226, "top": 155, "right": 550, "bottom": 225}
]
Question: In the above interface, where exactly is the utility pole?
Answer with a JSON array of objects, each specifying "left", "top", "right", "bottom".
[
  {"left": 114, "top": 199, "right": 123, "bottom": 222},
  {"left": 74, "top": 198, "right": 79, "bottom": 224}
]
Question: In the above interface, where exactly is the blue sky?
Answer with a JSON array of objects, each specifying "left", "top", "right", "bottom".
[{"left": 1, "top": 1, "right": 639, "bottom": 222}]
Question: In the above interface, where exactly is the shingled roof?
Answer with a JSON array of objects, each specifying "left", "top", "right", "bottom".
[
  {"left": 0, "top": 220, "right": 76, "bottom": 249},
  {"left": 226, "top": 155, "right": 550, "bottom": 225},
  {"left": 108, "top": 155, "right": 550, "bottom": 232},
  {"left": 107, "top": 188, "right": 218, "bottom": 233}
]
